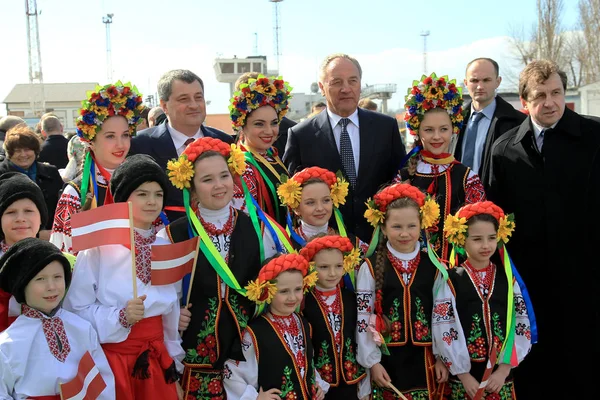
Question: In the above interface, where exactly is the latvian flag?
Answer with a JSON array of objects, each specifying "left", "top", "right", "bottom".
[
  {"left": 151, "top": 237, "right": 199, "bottom": 285},
  {"left": 473, "top": 345, "right": 498, "bottom": 400},
  {"left": 59, "top": 351, "right": 107, "bottom": 400},
  {"left": 71, "top": 203, "right": 130, "bottom": 252}
]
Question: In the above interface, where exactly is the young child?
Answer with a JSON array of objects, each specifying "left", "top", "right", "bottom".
[
  {"left": 0, "top": 172, "right": 49, "bottom": 331},
  {"left": 433, "top": 201, "right": 533, "bottom": 399},
  {"left": 277, "top": 167, "right": 367, "bottom": 252},
  {"left": 63, "top": 154, "right": 184, "bottom": 399},
  {"left": 299, "top": 234, "right": 368, "bottom": 399},
  {"left": 159, "top": 137, "right": 281, "bottom": 400},
  {"left": 0, "top": 237, "right": 115, "bottom": 399},
  {"left": 224, "top": 253, "right": 330, "bottom": 399},
  {"left": 356, "top": 183, "right": 448, "bottom": 399}
]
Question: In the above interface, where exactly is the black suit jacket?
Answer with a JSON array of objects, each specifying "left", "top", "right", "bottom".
[
  {"left": 283, "top": 108, "right": 406, "bottom": 242},
  {"left": 130, "top": 123, "right": 234, "bottom": 222},
  {"left": 38, "top": 135, "right": 69, "bottom": 170},
  {"left": 454, "top": 95, "right": 526, "bottom": 189}
]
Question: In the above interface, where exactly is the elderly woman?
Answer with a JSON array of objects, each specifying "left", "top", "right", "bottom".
[{"left": 0, "top": 125, "right": 63, "bottom": 241}]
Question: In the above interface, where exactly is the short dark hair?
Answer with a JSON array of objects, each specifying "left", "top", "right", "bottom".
[
  {"left": 0, "top": 116, "right": 26, "bottom": 134},
  {"left": 519, "top": 60, "right": 568, "bottom": 100},
  {"left": 235, "top": 72, "right": 260, "bottom": 91},
  {"left": 358, "top": 98, "right": 377, "bottom": 111},
  {"left": 157, "top": 69, "right": 204, "bottom": 102},
  {"left": 41, "top": 116, "right": 62, "bottom": 133},
  {"left": 465, "top": 58, "right": 500, "bottom": 77},
  {"left": 3, "top": 125, "right": 42, "bottom": 158}
]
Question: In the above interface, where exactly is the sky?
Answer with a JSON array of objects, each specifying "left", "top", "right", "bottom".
[{"left": 0, "top": 0, "right": 580, "bottom": 116}]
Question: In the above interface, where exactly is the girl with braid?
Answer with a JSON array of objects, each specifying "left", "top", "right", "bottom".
[
  {"left": 356, "top": 183, "right": 448, "bottom": 399},
  {"left": 395, "top": 73, "right": 486, "bottom": 262},
  {"left": 432, "top": 201, "right": 533, "bottom": 399},
  {"left": 299, "top": 235, "right": 368, "bottom": 399},
  {"left": 224, "top": 253, "right": 329, "bottom": 399}
]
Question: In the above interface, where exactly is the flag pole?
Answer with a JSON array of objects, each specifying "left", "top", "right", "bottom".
[
  {"left": 58, "top": 382, "right": 65, "bottom": 400},
  {"left": 129, "top": 202, "right": 137, "bottom": 299},
  {"left": 185, "top": 237, "right": 201, "bottom": 307},
  {"left": 387, "top": 382, "right": 408, "bottom": 400}
]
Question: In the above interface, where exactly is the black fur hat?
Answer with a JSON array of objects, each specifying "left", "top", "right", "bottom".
[
  {"left": 110, "top": 154, "right": 170, "bottom": 204},
  {"left": 0, "top": 172, "right": 48, "bottom": 241}
]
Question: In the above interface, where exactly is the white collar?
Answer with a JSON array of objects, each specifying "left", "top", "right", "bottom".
[
  {"left": 386, "top": 240, "right": 420, "bottom": 261},
  {"left": 168, "top": 121, "right": 203, "bottom": 150},
  {"left": 299, "top": 220, "right": 329, "bottom": 238},
  {"left": 197, "top": 202, "right": 233, "bottom": 225},
  {"left": 134, "top": 226, "right": 155, "bottom": 238},
  {"left": 327, "top": 108, "right": 360, "bottom": 129},
  {"left": 530, "top": 118, "right": 558, "bottom": 140}
]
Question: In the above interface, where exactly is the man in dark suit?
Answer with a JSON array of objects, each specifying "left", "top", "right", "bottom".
[
  {"left": 489, "top": 60, "right": 600, "bottom": 400},
  {"left": 38, "top": 116, "right": 69, "bottom": 169},
  {"left": 130, "top": 69, "right": 233, "bottom": 223},
  {"left": 284, "top": 53, "right": 406, "bottom": 242},
  {"left": 453, "top": 58, "right": 526, "bottom": 188}
]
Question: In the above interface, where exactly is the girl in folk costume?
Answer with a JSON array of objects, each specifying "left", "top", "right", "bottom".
[
  {"left": 230, "top": 74, "right": 293, "bottom": 228},
  {"left": 432, "top": 201, "right": 534, "bottom": 400},
  {"left": 0, "top": 238, "right": 115, "bottom": 399},
  {"left": 159, "top": 137, "right": 281, "bottom": 400},
  {"left": 276, "top": 166, "right": 363, "bottom": 252},
  {"left": 0, "top": 172, "right": 49, "bottom": 332},
  {"left": 50, "top": 81, "right": 146, "bottom": 254},
  {"left": 395, "top": 73, "right": 486, "bottom": 262},
  {"left": 63, "top": 154, "right": 185, "bottom": 399},
  {"left": 299, "top": 235, "right": 368, "bottom": 399},
  {"left": 224, "top": 253, "right": 329, "bottom": 399},
  {"left": 357, "top": 183, "right": 448, "bottom": 400}
]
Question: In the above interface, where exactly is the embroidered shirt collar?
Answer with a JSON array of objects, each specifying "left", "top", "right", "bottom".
[
  {"left": 386, "top": 240, "right": 420, "bottom": 261},
  {"left": 299, "top": 220, "right": 329, "bottom": 238},
  {"left": 197, "top": 202, "right": 234, "bottom": 227}
]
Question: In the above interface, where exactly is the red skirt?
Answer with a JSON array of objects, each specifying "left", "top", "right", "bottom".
[
  {"left": 27, "top": 396, "right": 60, "bottom": 400},
  {"left": 0, "top": 289, "right": 17, "bottom": 332},
  {"left": 102, "top": 316, "right": 178, "bottom": 400}
]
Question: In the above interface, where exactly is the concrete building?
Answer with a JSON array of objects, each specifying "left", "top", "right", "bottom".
[{"left": 3, "top": 82, "right": 98, "bottom": 132}]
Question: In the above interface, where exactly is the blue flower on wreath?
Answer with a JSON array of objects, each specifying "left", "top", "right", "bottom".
[
  {"left": 415, "top": 93, "right": 424, "bottom": 102},
  {"left": 82, "top": 112, "right": 96, "bottom": 125},
  {"left": 254, "top": 93, "right": 265, "bottom": 104},
  {"left": 237, "top": 100, "right": 248, "bottom": 111},
  {"left": 96, "top": 98, "right": 110, "bottom": 107},
  {"left": 125, "top": 97, "right": 137, "bottom": 109},
  {"left": 409, "top": 105, "right": 417, "bottom": 114},
  {"left": 444, "top": 91, "right": 455, "bottom": 101},
  {"left": 452, "top": 105, "right": 461, "bottom": 114}
]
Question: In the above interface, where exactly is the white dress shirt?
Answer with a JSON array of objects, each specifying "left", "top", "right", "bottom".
[
  {"left": 168, "top": 122, "right": 204, "bottom": 156},
  {"left": 530, "top": 119, "right": 557, "bottom": 152},
  {"left": 327, "top": 108, "right": 360, "bottom": 174},
  {"left": 461, "top": 99, "right": 496, "bottom": 174}
]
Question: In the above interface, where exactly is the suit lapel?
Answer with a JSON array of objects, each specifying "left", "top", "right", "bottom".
[
  {"left": 316, "top": 111, "right": 343, "bottom": 172},
  {"left": 356, "top": 109, "right": 374, "bottom": 191},
  {"left": 152, "top": 124, "right": 178, "bottom": 163}
]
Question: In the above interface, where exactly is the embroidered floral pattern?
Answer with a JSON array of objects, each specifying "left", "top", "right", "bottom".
[
  {"left": 134, "top": 230, "right": 155, "bottom": 284},
  {"left": 343, "top": 337, "right": 364, "bottom": 381},
  {"left": 373, "top": 385, "right": 430, "bottom": 399},
  {"left": 442, "top": 327, "right": 459, "bottom": 346},
  {"left": 22, "top": 305, "right": 71, "bottom": 362},
  {"left": 315, "top": 341, "right": 333, "bottom": 382},
  {"left": 467, "top": 314, "right": 486, "bottom": 359},
  {"left": 228, "top": 293, "right": 250, "bottom": 329},
  {"left": 465, "top": 175, "right": 486, "bottom": 204},
  {"left": 185, "top": 297, "right": 218, "bottom": 365},
  {"left": 449, "top": 379, "right": 514, "bottom": 400},
  {"left": 118, "top": 308, "right": 131, "bottom": 329},
  {"left": 388, "top": 298, "right": 403, "bottom": 342},
  {"left": 183, "top": 370, "right": 225, "bottom": 399},
  {"left": 356, "top": 292, "right": 372, "bottom": 313},
  {"left": 413, "top": 297, "right": 431, "bottom": 341},
  {"left": 491, "top": 312, "right": 505, "bottom": 351},
  {"left": 279, "top": 366, "right": 298, "bottom": 399},
  {"left": 432, "top": 300, "right": 454, "bottom": 322}
]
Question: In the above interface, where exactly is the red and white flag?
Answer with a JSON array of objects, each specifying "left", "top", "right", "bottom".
[
  {"left": 151, "top": 237, "right": 199, "bottom": 285},
  {"left": 473, "top": 345, "right": 498, "bottom": 400},
  {"left": 71, "top": 203, "right": 130, "bottom": 252},
  {"left": 59, "top": 351, "right": 107, "bottom": 400}
]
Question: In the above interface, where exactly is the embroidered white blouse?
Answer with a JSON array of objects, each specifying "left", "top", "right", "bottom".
[
  {"left": 0, "top": 307, "right": 115, "bottom": 399},
  {"left": 63, "top": 227, "right": 184, "bottom": 372}
]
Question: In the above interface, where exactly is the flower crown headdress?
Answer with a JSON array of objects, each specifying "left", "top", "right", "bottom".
[
  {"left": 403, "top": 73, "right": 464, "bottom": 136},
  {"left": 76, "top": 81, "right": 144, "bottom": 142},
  {"left": 245, "top": 253, "right": 317, "bottom": 305},
  {"left": 229, "top": 75, "right": 293, "bottom": 131},
  {"left": 299, "top": 235, "right": 361, "bottom": 275},
  {"left": 277, "top": 167, "right": 349, "bottom": 210},
  {"left": 364, "top": 183, "right": 440, "bottom": 229},
  {"left": 443, "top": 201, "right": 515, "bottom": 248},
  {"left": 166, "top": 137, "right": 246, "bottom": 191}
]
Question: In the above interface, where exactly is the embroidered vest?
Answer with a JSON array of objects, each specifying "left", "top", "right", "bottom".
[
  {"left": 367, "top": 250, "right": 437, "bottom": 346},
  {"left": 249, "top": 314, "right": 317, "bottom": 400},
  {"left": 303, "top": 287, "right": 366, "bottom": 386},
  {"left": 448, "top": 264, "right": 509, "bottom": 372},
  {"left": 167, "top": 211, "right": 261, "bottom": 368},
  {"left": 401, "top": 163, "right": 469, "bottom": 259}
]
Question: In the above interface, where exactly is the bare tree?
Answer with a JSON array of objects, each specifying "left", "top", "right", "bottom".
[
  {"left": 536, "top": 0, "right": 565, "bottom": 63},
  {"left": 578, "top": 0, "right": 600, "bottom": 84}
]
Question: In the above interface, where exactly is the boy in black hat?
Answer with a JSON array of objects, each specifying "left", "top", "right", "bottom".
[
  {"left": 0, "top": 171, "right": 49, "bottom": 332},
  {"left": 63, "top": 154, "right": 184, "bottom": 399},
  {"left": 0, "top": 238, "right": 115, "bottom": 399}
]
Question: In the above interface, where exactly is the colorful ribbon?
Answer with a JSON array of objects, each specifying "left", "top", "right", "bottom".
[{"left": 505, "top": 248, "right": 538, "bottom": 344}]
